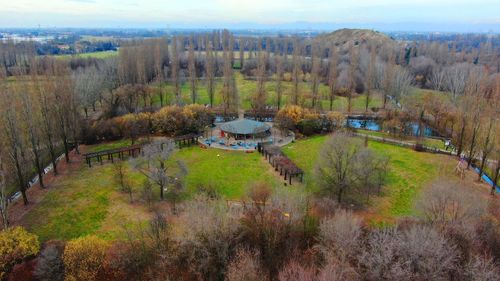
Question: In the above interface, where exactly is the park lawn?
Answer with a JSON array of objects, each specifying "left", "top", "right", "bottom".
[
  {"left": 21, "top": 142, "right": 281, "bottom": 242},
  {"left": 171, "top": 146, "right": 281, "bottom": 199},
  {"left": 21, "top": 163, "right": 150, "bottom": 242},
  {"left": 283, "top": 135, "right": 455, "bottom": 220},
  {"left": 85, "top": 139, "right": 145, "bottom": 153},
  {"left": 356, "top": 129, "right": 446, "bottom": 150}
]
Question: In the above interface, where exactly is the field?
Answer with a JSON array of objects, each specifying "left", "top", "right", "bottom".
[
  {"left": 155, "top": 73, "right": 384, "bottom": 112},
  {"left": 55, "top": 50, "right": 118, "bottom": 59},
  {"left": 283, "top": 135, "right": 456, "bottom": 222},
  {"left": 20, "top": 144, "right": 281, "bottom": 242}
]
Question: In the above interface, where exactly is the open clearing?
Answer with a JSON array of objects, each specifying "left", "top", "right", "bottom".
[{"left": 283, "top": 135, "right": 457, "bottom": 223}]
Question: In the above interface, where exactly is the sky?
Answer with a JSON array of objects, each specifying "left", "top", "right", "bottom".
[{"left": 0, "top": 0, "right": 499, "bottom": 32}]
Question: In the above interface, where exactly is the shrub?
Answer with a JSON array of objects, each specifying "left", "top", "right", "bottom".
[
  {"left": 317, "top": 210, "right": 363, "bottom": 260},
  {"left": 0, "top": 227, "right": 39, "bottom": 279},
  {"left": 225, "top": 249, "right": 262, "bottom": 281},
  {"left": 34, "top": 240, "right": 65, "bottom": 281},
  {"left": 63, "top": 235, "right": 109, "bottom": 281}
]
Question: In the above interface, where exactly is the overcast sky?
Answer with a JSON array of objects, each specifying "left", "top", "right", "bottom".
[{"left": 1, "top": 0, "right": 499, "bottom": 32}]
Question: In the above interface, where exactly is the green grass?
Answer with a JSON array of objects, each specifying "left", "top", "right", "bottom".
[
  {"left": 152, "top": 73, "right": 383, "bottom": 112},
  {"left": 171, "top": 147, "right": 281, "bottom": 199},
  {"left": 21, "top": 143, "right": 281, "bottom": 241},
  {"left": 55, "top": 51, "right": 118, "bottom": 59},
  {"left": 283, "top": 135, "right": 454, "bottom": 219},
  {"left": 356, "top": 129, "right": 446, "bottom": 150},
  {"left": 86, "top": 139, "right": 135, "bottom": 153}
]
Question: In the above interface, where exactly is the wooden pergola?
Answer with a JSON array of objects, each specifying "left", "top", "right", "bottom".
[{"left": 260, "top": 145, "right": 304, "bottom": 185}]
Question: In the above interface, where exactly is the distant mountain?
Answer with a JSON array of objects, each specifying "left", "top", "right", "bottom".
[{"left": 317, "top": 28, "right": 394, "bottom": 47}]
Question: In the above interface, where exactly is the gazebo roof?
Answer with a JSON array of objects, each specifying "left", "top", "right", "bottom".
[{"left": 220, "top": 118, "right": 271, "bottom": 135}]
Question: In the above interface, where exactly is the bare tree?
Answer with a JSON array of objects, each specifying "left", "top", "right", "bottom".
[
  {"left": 251, "top": 39, "right": 267, "bottom": 113},
  {"left": 275, "top": 54, "right": 284, "bottom": 110},
  {"left": 416, "top": 179, "right": 486, "bottom": 231},
  {"left": 205, "top": 35, "right": 216, "bottom": 107},
  {"left": 317, "top": 210, "right": 363, "bottom": 259},
  {"left": 188, "top": 35, "right": 197, "bottom": 104},
  {"left": 365, "top": 45, "right": 376, "bottom": 112},
  {"left": 0, "top": 90, "right": 30, "bottom": 205},
  {"left": 315, "top": 133, "right": 388, "bottom": 204},
  {"left": 328, "top": 46, "right": 338, "bottom": 111},
  {"left": 0, "top": 154, "right": 8, "bottom": 229},
  {"left": 292, "top": 38, "right": 301, "bottom": 105},
  {"left": 171, "top": 36, "right": 181, "bottom": 105},
  {"left": 20, "top": 82, "right": 46, "bottom": 189},
  {"left": 132, "top": 140, "right": 175, "bottom": 200},
  {"left": 310, "top": 40, "right": 321, "bottom": 109}
]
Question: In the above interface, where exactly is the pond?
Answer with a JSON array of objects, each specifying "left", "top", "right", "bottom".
[{"left": 346, "top": 118, "right": 439, "bottom": 137}]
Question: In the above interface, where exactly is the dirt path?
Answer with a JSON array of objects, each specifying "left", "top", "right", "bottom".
[{"left": 7, "top": 149, "right": 84, "bottom": 226}]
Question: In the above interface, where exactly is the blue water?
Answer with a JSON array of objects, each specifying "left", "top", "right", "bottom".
[
  {"left": 347, "top": 118, "right": 438, "bottom": 137},
  {"left": 472, "top": 166, "right": 500, "bottom": 194}
]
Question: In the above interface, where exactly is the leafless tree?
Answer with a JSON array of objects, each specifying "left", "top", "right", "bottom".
[
  {"left": 20, "top": 82, "right": 46, "bottom": 189},
  {"left": 0, "top": 154, "right": 8, "bottom": 229},
  {"left": 275, "top": 54, "right": 284, "bottom": 110},
  {"left": 365, "top": 45, "right": 376, "bottom": 112},
  {"left": 188, "top": 35, "right": 197, "bottom": 104},
  {"left": 292, "top": 38, "right": 301, "bottom": 105},
  {"left": 416, "top": 179, "right": 487, "bottom": 231},
  {"left": 317, "top": 210, "right": 363, "bottom": 260},
  {"left": 0, "top": 88, "right": 31, "bottom": 205},
  {"left": 225, "top": 249, "right": 261, "bottom": 281},
  {"left": 310, "top": 40, "right": 321, "bottom": 109},
  {"left": 315, "top": 133, "right": 387, "bottom": 204},
  {"left": 132, "top": 140, "right": 175, "bottom": 200},
  {"left": 328, "top": 46, "right": 338, "bottom": 111},
  {"left": 206, "top": 35, "right": 216, "bottom": 107},
  {"left": 171, "top": 36, "right": 181, "bottom": 105}
]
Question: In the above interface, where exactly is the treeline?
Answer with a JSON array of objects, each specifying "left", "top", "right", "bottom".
[
  {"left": 2, "top": 179, "right": 500, "bottom": 280},
  {"left": 0, "top": 59, "right": 79, "bottom": 211}
]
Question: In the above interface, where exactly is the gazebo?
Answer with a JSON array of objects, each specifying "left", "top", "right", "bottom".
[{"left": 220, "top": 118, "right": 271, "bottom": 140}]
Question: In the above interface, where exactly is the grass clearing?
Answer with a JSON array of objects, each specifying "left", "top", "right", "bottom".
[
  {"left": 283, "top": 135, "right": 455, "bottom": 221},
  {"left": 20, "top": 143, "right": 281, "bottom": 241}
]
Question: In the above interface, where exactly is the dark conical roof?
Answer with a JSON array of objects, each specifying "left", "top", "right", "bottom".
[{"left": 220, "top": 119, "right": 271, "bottom": 135}]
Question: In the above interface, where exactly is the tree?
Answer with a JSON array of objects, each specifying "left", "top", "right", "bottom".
[
  {"left": 365, "top": 45, "right": 376, "bottom": 112},
  {"left": 291, "top": 38, "right": 301, "bottom": 105},
  {"left": 20, "top": 83, "right": 46, "bottom": 189},
  {"left": 0, "top": 154, "right": 7, "bottom": 229},
  {"left": 132, "top": 140, "right": 175, "bottom": 200},
  {"left": 315, "top": 133, "right": 388, "bottom": 204},
  {"left": 317, "top": 210, "right": 363, "bottom": 260},
  {"left": 63, "top": 236, "right": 109, "bottom": 281},
  {"left": 225, "top": 249, "right": 261, "bottom": 281},
  {"left": 205, "top": 35, "right": 216, "bottom": 107},
  {"left": 347, "top": 46, "right": 358, "bottom": 112},
  {"left": 275, "top": 53, "right": 284, "bottom": 110},
  {"left": 113, "top": 161, "right": 132, "bottom": 202},
  {"left": 171, "top": 36, "right": 181, "bottom": 105},
  {"left": 0, "top": 90, "right": 30, "bottom": 205},
  {"left": 251, "top": 40, "right": 267, "bottom": 114},
  {"left": 416, "top": 179, "right": 486, "bottom": 230},
  {"left": 328, "top": 46, "right": 338, "bottom": 111},
  {"left": 221, "top": 30, "right": 237, "bottom": 113},
  {"left": 0, "top": 226, "right": 40, "bottom": 279},
  {"left": 310, "top": 40, "right": 321, "bottom": 109},
  {"left": 188, "top": 35, "right": 197, "bottom": 104}
]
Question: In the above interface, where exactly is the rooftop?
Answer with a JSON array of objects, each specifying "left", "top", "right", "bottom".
[{"left": 220, "top": 118, "right": 271, "bottom": 135}]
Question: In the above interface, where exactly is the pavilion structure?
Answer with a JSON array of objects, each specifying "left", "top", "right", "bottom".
[{"left": 219, "top": 118, "right": 271, "bottom": 140}]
